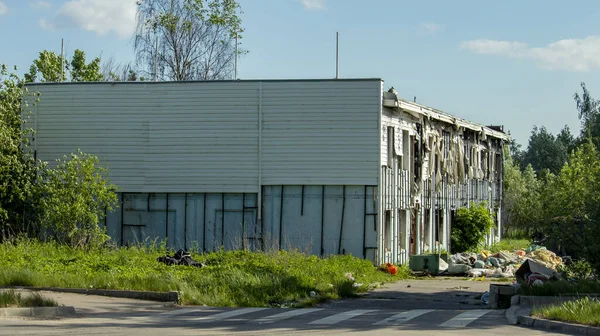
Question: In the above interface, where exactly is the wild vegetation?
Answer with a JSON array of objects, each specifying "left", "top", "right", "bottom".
[
  {"left": 0, "top": 64, "right": 118, "bottom": 245},
  {"left": 502, "top": 82, "right": 600, "bottom": 275},
  {"left": 533, "top": 297, "right": 600, "bottom": 326},
  {"left": 0, "top": 239, "right": 409, "bottom": 307},
  {"left": 487, "top": 239, "right": 530, "bottom": 253},
  {"left": 0, "top": 289, "right": 58, "bottom": 308}
]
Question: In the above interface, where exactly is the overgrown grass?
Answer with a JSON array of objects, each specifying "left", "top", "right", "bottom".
[
  {"left": 488, "top": 239, "right": 530, "bottom": 253},
  {"left": 533, "top": 297, "right": 600, "bottom": 326},
  {"left": 517, "top": 280, "right": 600, "bottom": 296},
  {"left": 0, "top": 290, "right": 58, "bottom": 308},
  {"left": 0, "top": 239, "right": 410, "bottom": 307}
]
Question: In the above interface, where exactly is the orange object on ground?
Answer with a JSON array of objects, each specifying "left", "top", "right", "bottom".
[{"left": 385, "top": 263, "right": 398, "bottom": 275}]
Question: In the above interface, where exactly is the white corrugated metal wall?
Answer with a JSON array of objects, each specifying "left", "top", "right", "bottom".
[{"left": 29, "top": 80, "right": 382, "bottom": 259}]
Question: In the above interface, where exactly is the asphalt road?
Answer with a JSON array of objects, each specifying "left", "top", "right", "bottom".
[
  {"left": 0, "top": 279, "right": 565, "bottom": 335},
  {"left": 0, "top": 306, "right": 563, "bottom": 336}
]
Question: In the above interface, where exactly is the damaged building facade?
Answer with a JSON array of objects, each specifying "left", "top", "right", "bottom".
[{"left": 26, "top": 79, "right": 508, "bottom": 265}]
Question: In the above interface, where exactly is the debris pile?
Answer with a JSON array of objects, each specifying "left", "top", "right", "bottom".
[
  {"left": 157, "top": 249, "right": 204, "bottom": 268},
  {"left": 446, "top": 244, "right": 563, "bottom": 279}
]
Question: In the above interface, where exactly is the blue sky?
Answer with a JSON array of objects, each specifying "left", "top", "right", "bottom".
[{"left": 2, "top": 0, "right": 600, "bottom": 146}]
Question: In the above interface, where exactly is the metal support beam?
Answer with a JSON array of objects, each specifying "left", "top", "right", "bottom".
[
  {"left": 338, "top": 185, "right": 346, "bottom": 254},
  {"left": 203, "top": 193, "right": 207, "bottom": 252},
  {"left": 165, "top": 193, "right": 169, "bottom": 246},
  {"left": 321, "top": 185, "right": 325, "bottom": 257},
  {"left": 120, "top": 193, "right": 125, "bottom": 246},
  {"left": 301, "top": 185, "right": 305, "bottom": 216},
  {"left": 279, "top": 186, "right": 284, "bottom": 250},
  {"left": 184, "top": 193, "right": 188, "bottom": 251},
  {"left": 242, "top": 193, "right": 246, "bottom": 250},
  {"left": 221, "top": 193, "right": 225, "bottom": 249}
]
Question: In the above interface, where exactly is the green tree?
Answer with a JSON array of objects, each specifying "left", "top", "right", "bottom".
[
  {"left": 134, "top": 0, "right": 244, "bottom": 81},
  {"left": 522, "top": 126, "right": 568, "bottom": 174},
  {"left": 557, "top": 125, "right": 576, "bottom": 155},
  {"left": 70, "top": 50, "right": 104, "bottom": 82},
  {"left": 574, "top": 82, "right": 600, "bottom": 145},
  {"left": 502, "top": 150, "right": 543, "bottom": 237},
  {"left": 37, "top": 150, "right": 118, "bottom": 248},
  {"left": 24, "top": 50, "right": 68, "bottom": 83},
  {"left": 0, "top": 65, "right": 38, "bottom": 240},
  {"left": 25, "top": 49, "right": 104, "bottom": 83},
  {"left": 540, "top": 141, "right": 600, "bottom": 267}
]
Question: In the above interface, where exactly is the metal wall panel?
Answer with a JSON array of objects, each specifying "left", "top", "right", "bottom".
[
  {"left": 29, "top": 80, "right": 382, "bottom": 192},
  {"left": 260, "top": 81, "right": 381, "bottom": 186}
]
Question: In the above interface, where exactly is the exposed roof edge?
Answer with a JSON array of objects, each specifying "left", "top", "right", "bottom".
[
  {"left": 24, "top": 78, "right": 384, "bottom": 87},
  {"left": 383, "top": 91, "right": 510, "bottom": 141}
]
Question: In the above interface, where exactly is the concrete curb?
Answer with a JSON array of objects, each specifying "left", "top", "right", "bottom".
[
  {"left": 517, "top": 315, "right": 600, "bottom": 335},
  {"left": 1, "top": 287, "right": 179, "bottom": 303},
  {"left": 504, "top": 305, "right": 519, "bottom": 325},
  {"left": 0, "top": 306, "right": 76, "bottom": 318}
]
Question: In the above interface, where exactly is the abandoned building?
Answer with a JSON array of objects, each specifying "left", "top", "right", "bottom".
[{"left": 25, "top": 79, "right": 509, "bottom": 265}]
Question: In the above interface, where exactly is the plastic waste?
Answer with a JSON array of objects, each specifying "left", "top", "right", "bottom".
[
  {"left": 467, "top": 268, "right": 485, "bottom": 277},
  {"left": 488, "top": 257, "right": 501, "bottom": 268},
  {"left": 473, "top": 260, "right": 485, "bottom": 269},
  {"left": 481, "top": 291, "right": 490, "bottom": 305},
  {"left": 439, "top": 258, "right": 449, "bottom": 272},
  {"left": 448, "top": 263, "right": 471, "bottom": 275}
]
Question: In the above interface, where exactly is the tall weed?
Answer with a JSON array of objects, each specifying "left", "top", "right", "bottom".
[{"left": 0, "top": 239, "right": 410, "bottom": 307}]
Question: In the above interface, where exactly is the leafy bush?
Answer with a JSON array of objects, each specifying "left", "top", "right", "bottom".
[
  {"left": 557, "top": 259, "right": 595, "bottom": 281},
  {"left": 451, "top": 202, "right": 494, "bottom": 253},
  {"left": 36, "top": 150, "right": 118, "bottom": 248}
]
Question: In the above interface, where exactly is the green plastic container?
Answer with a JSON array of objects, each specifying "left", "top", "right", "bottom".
[{"left": 409, "top": 254, "right": 442, "bottom": 275}]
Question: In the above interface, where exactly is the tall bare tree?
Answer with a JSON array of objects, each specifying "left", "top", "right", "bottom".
[{"left": 134, "top": 0, "right": 243, "bottom": 81}]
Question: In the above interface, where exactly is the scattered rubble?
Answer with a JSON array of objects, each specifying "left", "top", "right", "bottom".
[{"left": 445, "top": 244, "right": 563, "bottom": 280}]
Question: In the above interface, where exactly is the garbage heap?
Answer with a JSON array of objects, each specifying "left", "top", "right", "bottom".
[{"left": 447, "top": 245, "right": 563, "bottom": 278}]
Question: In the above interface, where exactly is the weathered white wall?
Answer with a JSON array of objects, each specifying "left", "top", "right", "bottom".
[
  {"left": 30, "top": 82, "right": 260, "bottom": 193},
  {"left": 29, "top": 79, "right": 382, "bottom": 193},
  {"left": 260, "top": 81, "right": 381, "bottom": 185}
]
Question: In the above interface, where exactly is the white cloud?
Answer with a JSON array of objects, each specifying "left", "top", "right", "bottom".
[
  {"left": 420, "top": 23, "right": 441, "bottom": 34},
  {"left": 461, "top": 36, "right": 600, "bottom": 72},
  {"left": 39, "top": 18, "right": 53, "bottom": 31},
  {"left": 30, "top": 0, "right": 52, "bottom": 10},
  {"left": 0, "top": 1, "right": 8, "bottom": 16},
  {"left": 40, "top": 0, "right": 137, "bottom": 39},
  {"left": 301, "top": 0, "right": 325, "bottom": 10}
]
